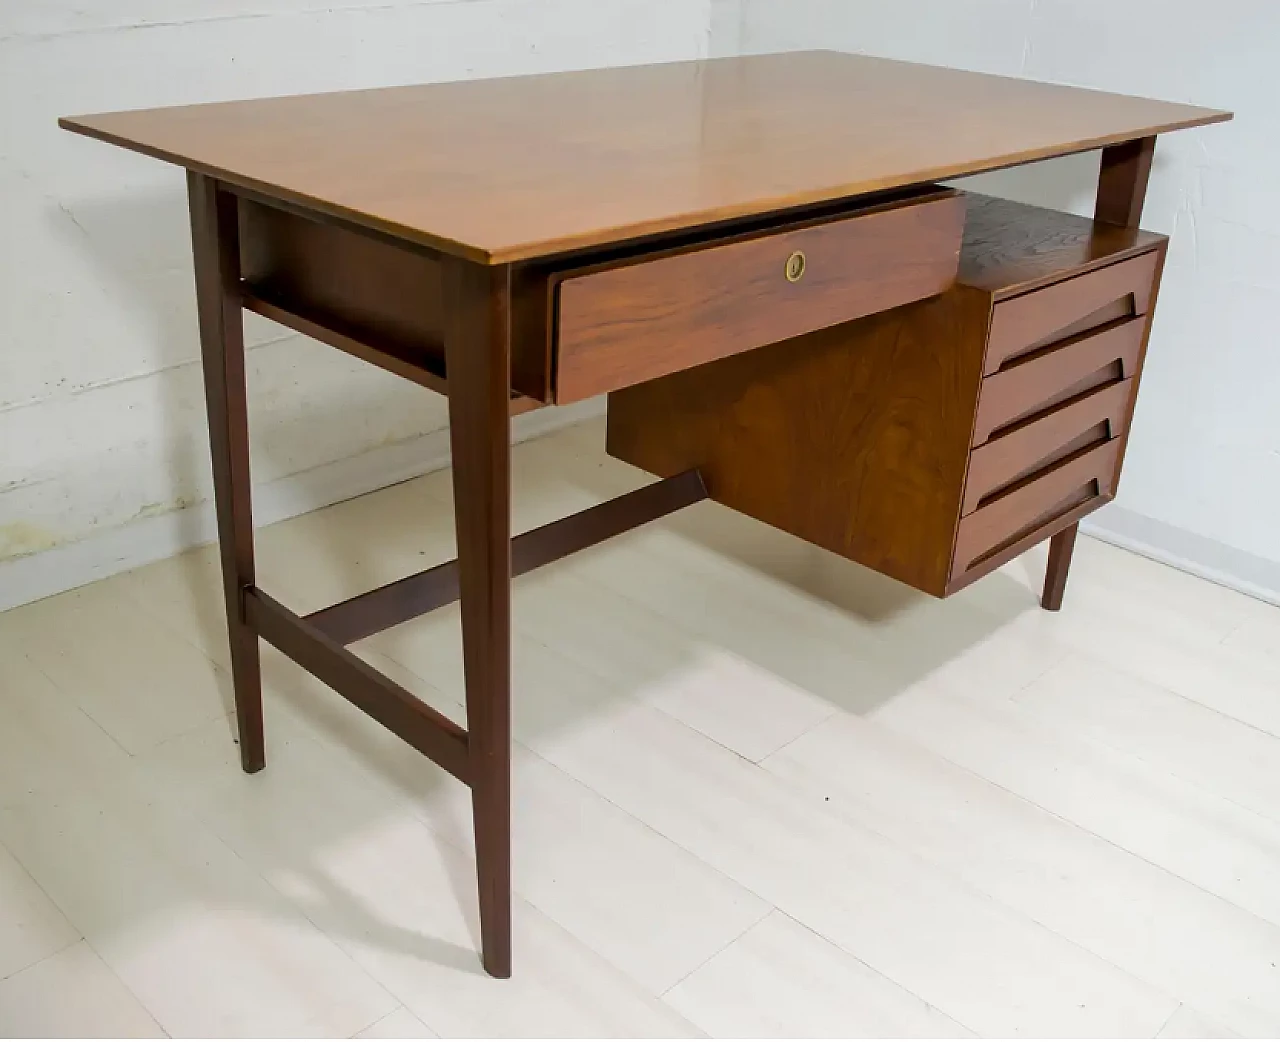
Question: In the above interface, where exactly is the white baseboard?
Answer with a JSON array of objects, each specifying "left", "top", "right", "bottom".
[
  {"left": 1081, "top": 504, "right": 1280, "bottom": 608},
  {"left": 0, "top": 399, "right": 603, "bottom": 613}
]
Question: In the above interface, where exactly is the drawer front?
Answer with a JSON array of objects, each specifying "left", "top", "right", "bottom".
[
  {"left": 953, "top": 438, "right": 1121, "bottom": 577},
  {"left": 973, "top": 316, "right": 1144, "bottom": 445},
  {"left": 985, "top": 251, "right": 1159, "bottom": 375},
  {"left": 963, "top": 378, "right": 1133, "bottom": 515},
  {"left": 553, "top": 192, "right": 965, "bottom": 403}
]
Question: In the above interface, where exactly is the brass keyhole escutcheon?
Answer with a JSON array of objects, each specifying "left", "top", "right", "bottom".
[{"left": 785, "top": 250, "right": 807, "bottom": 283}]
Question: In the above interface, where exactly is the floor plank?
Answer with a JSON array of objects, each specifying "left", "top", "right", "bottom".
[
  {"left": 0, "top": 843, "right": 79, "bottom": 983},
  {"left": 0, "top": 942, "right": 165, "bottom": 1038},
  {"left": 872, "top": 678, "right": 1280, "bottom": 933},
  {"left": 354, "top": 1005, "right": 437, "bottom": 1038},
  {"left": 0, "top": 622, "right": 139, "bottom": 806},
  {"left": 665, "top": 911, "right": 973, "bottom": 1038},
  {"left": 1157, "top": 1003, "right": 1241, "bottom": 1039},
  {"left": 3, "top": 418, "right": 1280, "bottom": 1037},
  {"left": 765, "top": 710, "right": 1280, "bottom": 1035},
  {"left": 0, "top": 765, "right": 398, "bottom": 1038},
  {"left": 1015, "top": 653, "right": 1280, "bottom": 825},
  {"left": 133, "top": 699, "right": 709, "bottom": 1036},
  {"left": 0, "top": 580, "right": 233, "bottom": 754},
  {"left": 456, "top": 647, "right": 1178, "bottom": 1037}
]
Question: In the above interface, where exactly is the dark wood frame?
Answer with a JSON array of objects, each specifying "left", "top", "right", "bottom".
[
  {"left": 187, "top": 170, "right": 709, "bottom": 978},
  {"left": 186, "top": 136, "right": 1155, "bottom": 978}
]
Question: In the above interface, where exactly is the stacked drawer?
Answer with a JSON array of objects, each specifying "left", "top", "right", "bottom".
[{"left": 951, "top": 250, "right": 1161, "bottom": 583}]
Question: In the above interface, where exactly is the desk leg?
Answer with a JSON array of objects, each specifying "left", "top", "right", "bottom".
[
  {"left": 1041, "top": 136, "right": 1155, "bottom": 612},
  {"left": 1096, "top": 136, "right": 1155, "bottom": 228},
  {"left": 444, "top": 258, "right": 513, "bottom": 978},
  {"left": 188, "top": 173, "right": 265, "bottom": 773},
  {"left": 1041, "top": 524, "right": 1078, "bottom": 612}
]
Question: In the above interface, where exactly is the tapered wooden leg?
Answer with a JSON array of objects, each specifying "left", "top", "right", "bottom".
[
  {"left": 188, "top": 173, "right": 265, "bottom": 774},
  {"left": 1041, "top": 522, "right": 1078, "bottom": 611},
  {"left": 444, "top": 257, "right": 513, "bottom": 978}
]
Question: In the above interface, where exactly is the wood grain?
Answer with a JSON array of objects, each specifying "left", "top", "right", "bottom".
[
  {"left": 972, "top": 316, "right": 1145, "bottom": 445},
  {"left": 956, "top": 193, "right": 1164, "bottom": 298},
  {"left": 1096, "top": 143, "right": 1170, "bottom": 496},
  {"left": 303, "top": 471, "right": 707, "bottom": 646},
  {"left": 240, "top": 286, "right": 543, "bottom": 415},
  {"left": 443, "top": 257, "right": 513, "bottom": 979},
  {"left": 1096, "top": 137, "right": 1156, "bottom": 227},
  {"left": 188, "top": 173, "right": 264, "bottom": 774},
  {"left": 607, "top": 285, "right": 991, "bottom": 597},
  {"left": 607, "top": 190, "right": 1168, "bottom": 599},
  {"left": 1039, "top": 519, "right": 1079, "bottom": 611},
  {"left": 555, "top": 191, "right": 965, "bottom": 403},
  {"left": 953, "top": 439, "right": 1121, "bottom": 575},
  {"left": 962, "top": 379, "right": 1133, "bottom": 515},
  {"left": 985, "top": 251, "right": 1159, "bottom": 373},
  {"left": 60, "top": 52, "right": 1229, "bottom": 264},
  {"left": 238, "top": 197, "right": 552, "bottom": 402},
  {"left": 945, "top": 491, "right": 1103, "bottom": 596},
  {"left": 244, "top": 588, "right": 470, "bottom": 782},
  {"left": 239, "top": 195, "right": 446, "bottom": 370}
]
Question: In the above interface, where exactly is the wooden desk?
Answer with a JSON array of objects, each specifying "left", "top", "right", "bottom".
[{"left": 60, "top": 51, "right": 1229, "bottom": 978}]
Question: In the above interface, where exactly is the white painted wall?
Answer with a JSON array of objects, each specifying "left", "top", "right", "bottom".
[
  {"left": 7, "top": 1, "right": 1276, "bottom": 610},
  {"left": 0, "top": 0, "right": 711, "bottom": 609},
  {"left": 717, "top": 0, "right": 1280, "bottom": 603}
]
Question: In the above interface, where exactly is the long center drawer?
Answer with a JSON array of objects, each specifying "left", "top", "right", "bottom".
[{"left": 552, "top": 190, "right": 966, "bottom": 403}]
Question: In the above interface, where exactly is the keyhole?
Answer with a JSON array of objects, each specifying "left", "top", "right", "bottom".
[{"left": 785, "top": 251, "right": 806, "bottom": 283}]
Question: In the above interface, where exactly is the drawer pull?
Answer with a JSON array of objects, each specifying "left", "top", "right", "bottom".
[
  {"left": 785, "top": 250, "right": 807, "bottom": 283},
  {"left": 963, "top": 378, "right": 1132, "bottom": 515},
  {"left": 986, "top": 251, "right": 1158, "bottom": 375},
  {"left": 953, "top": 438, "right": 1120, "bottom": 574},
  {"left": 973, "top": 316, "right": 1145, "bottom": 445}
]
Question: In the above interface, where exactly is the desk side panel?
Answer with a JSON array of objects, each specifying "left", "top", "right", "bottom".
[
  {"left": 237, "top": 198, "right": 550, "bottom": 400},
  {"left": 606, "top": 287, "right": 990, "bottom": 597},
  {"left": 238, "top": 197, "right": 448, "bottom": 376}
]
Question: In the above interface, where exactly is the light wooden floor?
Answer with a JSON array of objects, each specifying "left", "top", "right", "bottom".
[{"left": 2, "top": 418, "right": 1279, "bottom": 1038}]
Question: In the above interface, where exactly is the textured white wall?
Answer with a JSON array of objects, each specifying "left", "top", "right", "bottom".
[
  {"left": 717, "top": 0, "right": 1280, "bottom": 602},
  {"left": 8, "top": 2, "right": 1275, "bottom": 609},
  {"left": 0, "top": 0, "right": 711, "bottom": 608}
]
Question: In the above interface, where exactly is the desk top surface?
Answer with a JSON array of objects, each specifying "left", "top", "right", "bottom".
[{"left": 61, "top": 51, "right": 1229, "bottom": 264}]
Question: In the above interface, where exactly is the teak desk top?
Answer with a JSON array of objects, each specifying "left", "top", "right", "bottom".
[{"left": 60, "top": 50, "right": 1229, "bottom": 263}]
